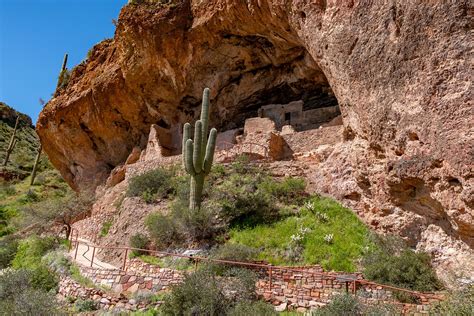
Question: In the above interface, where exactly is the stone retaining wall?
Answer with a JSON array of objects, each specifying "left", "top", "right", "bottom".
[
  {"left": 254, "top": 266, "right": 440, "bottom": 314},
  {"left": 67, "top": 255, "right": 441, "bottom": 314},
  {"left": 58, "top": 276, "right": 162, "bottom": 312},
  {"left": 76, "top": 261, "right": 184, "bottom": 294}
]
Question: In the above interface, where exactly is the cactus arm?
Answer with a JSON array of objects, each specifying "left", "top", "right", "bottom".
[
  {"left": 200, "top": 88, "right": 210, "bottom": 158},
  {"left": 193, "top": 120, "right": 203, "bottom": 172},
  {"left": 182, "top": 123, "right": 191, "bottom": 167},
  {"left": 184, "top": 139, "right": 196, "bottom": 176},
  {"left": 203, "top": 128, "right": 217, "bottom": 174}
]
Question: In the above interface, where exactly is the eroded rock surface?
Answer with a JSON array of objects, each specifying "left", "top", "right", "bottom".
[{"left": 40, "top": 0, "right": 472, "bottom": 280}]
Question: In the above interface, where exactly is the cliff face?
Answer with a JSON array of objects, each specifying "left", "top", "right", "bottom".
[{"left": 37, "top": 1, "right": 472, "bottom": 247}]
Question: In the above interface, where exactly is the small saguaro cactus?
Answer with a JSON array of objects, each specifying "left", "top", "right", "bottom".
[
  {"left": 3, "top": 116, "right": 20, "bottom": 166},
  {"left": 30, "top": 144, "right": 42, "bottom": 186},
  {"left": 56, "top": 53, "right": 69, "bottom": 91},
  {"left": 182, "top": 88, "right": 217, "bottom": 210}
]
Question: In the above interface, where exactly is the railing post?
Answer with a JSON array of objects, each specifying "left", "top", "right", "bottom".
[
  {"left": 352, "top": 280, "right": 356, "bottom": 295},
  {"left": 122, "top": 249, "right": 129, "bottom": 271},
  {"left": 74, "top": 239, "right": 79, "bottom": 260},
  {"left": 90, "top": 246, "right": 96, "bottom": 267},
  {"left": 194, "top": 258, "right": 199, "bottom": 271}
]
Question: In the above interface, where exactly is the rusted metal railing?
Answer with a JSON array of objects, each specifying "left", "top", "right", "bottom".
[{"left": 68, "top": 228, "right": 443, "bottom": 302}]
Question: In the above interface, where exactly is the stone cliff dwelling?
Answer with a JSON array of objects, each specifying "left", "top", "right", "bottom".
[
  {"left": 37, "top": 1, "right": 473, "bottom": 287},
  {"left": 152, "top": 76, "right": 341, "bottom": 158}
]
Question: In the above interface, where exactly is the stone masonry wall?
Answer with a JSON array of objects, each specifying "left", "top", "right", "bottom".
[
  {"left": 254, "top": 266, "right": 441, "bottom": 314},
  {"left": 76, "top": 259, "right": 184, "bottom": 294}
]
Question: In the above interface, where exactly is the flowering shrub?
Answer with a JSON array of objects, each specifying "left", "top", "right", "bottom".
[{"left": 287, "top": 224, "right": 312, "bottom": 262}]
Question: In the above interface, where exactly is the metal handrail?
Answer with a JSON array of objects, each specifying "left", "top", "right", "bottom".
[{"left": 67, "top": 229, "right": 443, "bottom": 301}]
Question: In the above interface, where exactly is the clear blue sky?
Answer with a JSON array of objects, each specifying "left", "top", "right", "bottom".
[{"left": 0, "top": 0, "right": 127, "bottom": 124}]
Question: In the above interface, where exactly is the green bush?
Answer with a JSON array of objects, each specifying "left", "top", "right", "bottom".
[
  {"left": 214, "top": 173, "right": 279, "bottom": 228},
  {"left": 258, "top": 176, "right": 307, "bottom": 205},
  {"left": 161, "top": 268, "right": 229, "bottom": 316},
  {"left": 0, "top": 269, "right": 60, "bottom": 315},
  {"left": 11, "top": 236, "right": 56, "bottom": 270},
  {"left": 100, "top": 220, "right": 113, "bottom": 237},
  {"left": 69, "top": 264, "right": 95, "bottom": 288},
  {"left": 0, "top": 236, "right": 19, "bottom": 268},
  {"left": 74, "top": 298, "right": 98, "bottom": 312},
  {"left": 228, "top": 300, "right": 277, "bottom": 316},
  {"left": 363, "top": 236, "right": 443, "bottom": 296},
  {"left": 210, "top": 243, "right": 258, "bottom": 262},
  {"left": 127, "top": 168, "right": 177, "bottom": 203},
  {"left": 29, "top": 264, "right": 59, "bottom": 292},
  {"left": 430, "top": 285, "right": 474, "bottom": 315},
  {"left": 130, "top": 233, "right": 150, "bottom": 257},
  {"left": 309, "top": 294, "right": 361, "bottom": 315},
  {"left": 161, "top": 266, "right": 258, "bottom": 316},
  {"left": 146, "top": 212, "right": 181, "bottom": 248},
  {"left": 146, "top": 202, "right": 220, "bottom": 249},
  {"left": 209, "top": 243, "right": 258, "bottom": 275},
  {"left": 11, "top": 236, "right": 59, "bottom": 291}
]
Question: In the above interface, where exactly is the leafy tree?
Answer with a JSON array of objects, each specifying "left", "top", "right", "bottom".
[{"left": 21, "top": 192, "right": 94, "bottom": 239}]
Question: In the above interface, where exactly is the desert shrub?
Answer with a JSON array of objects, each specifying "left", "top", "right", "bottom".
[
  {"left": 220, "top": 268, "right": 258, "bottom": 302},
  {"left": 11, "top": 236, "right": 56, "bottom": 269},
  {"left": 161, "top": 266, "right": 257, "bottom": 315},
  {"left": 42, "top": 249, "right": 71, "bottom": 275},
  {"left": 69, "top": 264, "right": 95, "bottom": 288},
  {"left": 57, "top": 68, "right": 71, "bottom": 90},
  {"left": 363, "top": 236, "right": 442, "bottom": 296},
  {"left": 75, "top": 298, "right": 98, "bottom": 312},
  {"left": 0, "top": 235, "right": 19, "bottom": 268},
  {"left": 146, "top": 202, "right": 220, "bottom": 249},
  {"left": 11, "top": 236, "right": 59, "bottom": 291},
  {"left": 146, "top": 212, "right": 181, "bottom": 248},
  {"left": 230, "top": 155, "right": 253, "bottom": 174},
  {"left": 209, "top": 243, "right": 258, "bottom": 275},
  {"left": 210, "top": 243, "right": 258, "bottom": 262},
  {"left": 0, "top": 184, "right": 16, "bottom": 196},
  {"left": 29, "top": 264, "right": 59, "bottom": 292},
  {"left": 130, "top": 233, "right": 150, "bottom": 257},
  {"left": 309, "top": 294, "right": 362, "bottom": 315},
  {"left": 430, "top": 285, "right": 474, "bottom": 315},
  {"left": 161, "top": 268, "right": 229, "bottom": 316},
  {"left": 213, "top": 173, "right": 279, "bottom": 228},
  {"left": 127, "top": 168, "right": 177, "bottom": 203},
  {"left": 258, "top": 176, "right": 307, "bottom": 205},
  {"left": 0, "top": 269, "right": 60, "bottom": 315},
  {"left": 364, "top": 303, "right": 401, "bottom": 316},
  {"left": 100, "top": 220, "right": 113, "bottom": 237},
  {"left": 228, "top": 300, "right": 277, "bottom": 316},
  {"left": 21, "top": 188, "right": 39, "bottom": 203}
]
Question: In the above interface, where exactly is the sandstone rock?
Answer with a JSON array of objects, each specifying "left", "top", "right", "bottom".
[
  {"left": 244, "top": 117, "right": 277, "bottom": 135},
  {"left": 275, "top": 302, "right": 287, "bottom": 312},
  {"left": 125, "top": 147, "right": 141, "bottom": 165},
  {"left": 39, "top": 0, "right": 472, "bottom": 286}
]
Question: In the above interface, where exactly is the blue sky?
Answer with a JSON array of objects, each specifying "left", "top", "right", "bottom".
[{"left": 0, "top": 0, "right": 127, "bottom": 124}]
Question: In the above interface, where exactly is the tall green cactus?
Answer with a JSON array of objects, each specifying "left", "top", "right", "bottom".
[
  {"left": 182, "top": 88, "right": 217, "bottom": 210},
  {"left": 3, "top": 116, "right": 19, "bottom": 166}
]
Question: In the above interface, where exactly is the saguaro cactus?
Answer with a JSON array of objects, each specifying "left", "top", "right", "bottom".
[
  {"left": 30, "top": 144, "right": 42, "bottom": 185},
  {"left": 182, "top": 88, "right": 217, "bottom": 210},
  {"left": 3, "top": 116, "right": 19, "bottom": 166},
  {"left": 56, "top": 53, "right": 69, "bottom": 91}
]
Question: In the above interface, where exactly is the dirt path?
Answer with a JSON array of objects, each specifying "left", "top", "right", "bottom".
[{"left": 70, "top": 238, "right": 118, "bottom": 270}]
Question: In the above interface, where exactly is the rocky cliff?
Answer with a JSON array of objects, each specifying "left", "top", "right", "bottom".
[{"left": 37, "top": 1, "right": 472, "bottom": 251}]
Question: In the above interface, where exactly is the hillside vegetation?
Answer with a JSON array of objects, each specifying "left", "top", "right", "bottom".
[{"left": 0, "top": 102, "right": 46, "bottom": 177}]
